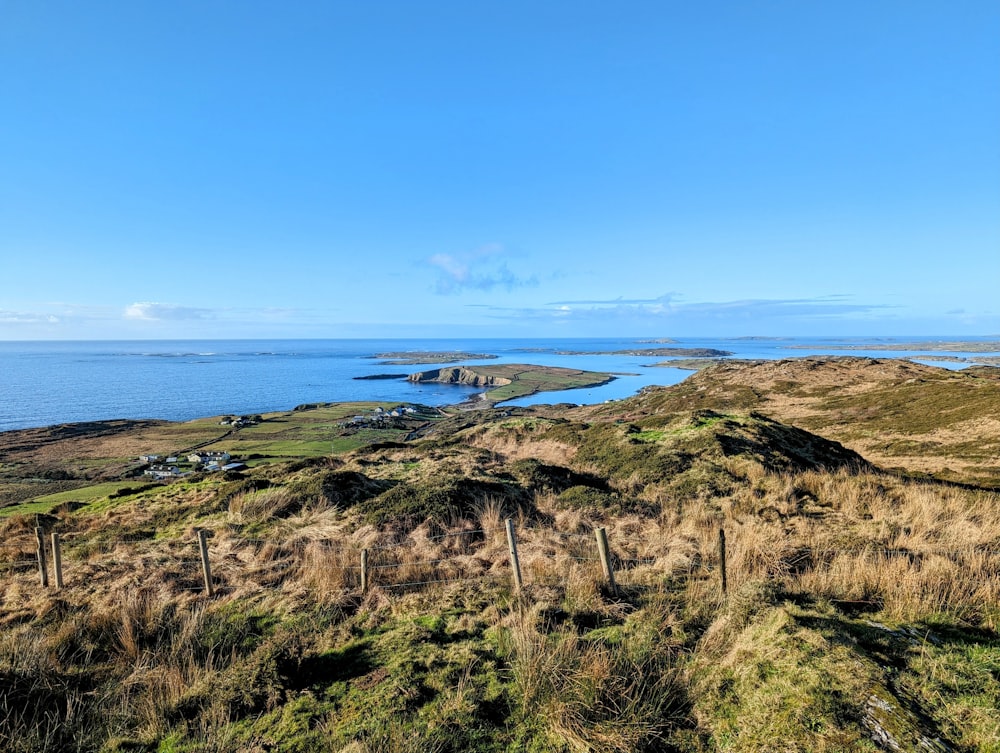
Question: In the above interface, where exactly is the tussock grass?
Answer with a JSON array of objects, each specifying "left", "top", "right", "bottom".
[{"left": 500, "top": 601, "right": 685, "bottom": 752}]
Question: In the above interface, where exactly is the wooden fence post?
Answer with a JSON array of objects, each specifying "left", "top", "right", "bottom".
[
  {"left": 718, "top": 528, "right": 728, "bottom": 596},
  {"left": 35, "top": 527, "right": 48, "bottom": 588},
  {"left": 505, "top": 518, "right": 523, "bottom": 592},
  {"left": 197, "top": 529, "right": 214, "bottom": 596},
  {"left": 361, "top": 548, "right": 369, "bottom": 594},
  {"left": 594, "top": 527, "right": 618, "bottom": 595},
  {"left": 51, "top": 532, "right": 64, "bottom": 590}
]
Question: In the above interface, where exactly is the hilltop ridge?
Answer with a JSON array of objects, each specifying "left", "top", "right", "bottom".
[{"left": 599, "top": 356, "right": 1000, "bottom": 487}]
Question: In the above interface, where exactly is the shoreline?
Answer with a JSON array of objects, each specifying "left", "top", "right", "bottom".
[{"left": 5, "top": 338, "right": 1000, "bottom": 433}]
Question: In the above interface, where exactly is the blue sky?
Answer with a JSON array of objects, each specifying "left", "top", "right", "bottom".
[{"left": 2, "top": 1, "right": 998, "bottom": 339}]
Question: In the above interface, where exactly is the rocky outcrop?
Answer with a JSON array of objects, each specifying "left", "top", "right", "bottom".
[{"left": 407, "top": 367, "right": 513, "bottom": 388}]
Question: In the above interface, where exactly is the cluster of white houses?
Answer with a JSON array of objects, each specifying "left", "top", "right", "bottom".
[
  {"left": 144, "top": 464, "right": 183, "bottom": 479},
  {"left": 218, "top": 415, "right": 261, "bottom": 428},
  {"left": 188, "top": 450, "right": 232, "bottom": 466},
  {"left": 346, "top": 405, "right": 418, "bottom": 427},
  {"left": 139, "top": 454, "right": 177, "bottom": 463},
  {"left": 141, "top": 450, "right": 246, "bottom": 479}
]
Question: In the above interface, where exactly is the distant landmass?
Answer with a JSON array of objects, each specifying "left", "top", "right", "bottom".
[
  {"left": 788, "top": 340, "right": 1000, "bottom": 353},
  {"left": 648, "top": 358, "right": 760, "bottom": 371},
  {"left": 533, "top": 347, "right": 733, "bottom": 357},
  {"left": 369, "top": 351, "right": 499, "bottom": 365}
]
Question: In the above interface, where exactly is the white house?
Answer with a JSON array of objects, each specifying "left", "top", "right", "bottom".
[
  {"left": 144, "top": 464, "right": 181, "bottom": 479},
  {"left": 188, "top": 451, "right": 232, "bottom": 464}
]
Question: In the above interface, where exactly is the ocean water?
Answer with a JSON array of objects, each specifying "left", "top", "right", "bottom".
[{"left": 1, "top": 336, "right": 997, "bottom": 432}]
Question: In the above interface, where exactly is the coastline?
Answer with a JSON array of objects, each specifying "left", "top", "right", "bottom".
[{"left": 3, "top": 336, "right": 1000, "bottom": 432}]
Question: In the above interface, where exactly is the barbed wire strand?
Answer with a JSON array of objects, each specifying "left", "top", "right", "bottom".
[
  {"left": 369, "top": 557, "right": 456, "bottom": 570},
  {"left": 380, "top": 575, "right": 480, "bottom": 589},
  {"left": 426, "top": 528, "right": 490, "bottom": 541}
]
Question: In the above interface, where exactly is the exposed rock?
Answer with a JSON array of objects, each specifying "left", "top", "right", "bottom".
[{"left": 408, "top": 367, "right": 513, "bottom": 388}]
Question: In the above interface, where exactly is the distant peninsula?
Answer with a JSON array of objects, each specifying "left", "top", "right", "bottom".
[
  {"left": 648, "top": 353, "right": 1000, "bottom": 371},
  {"left": 903, "top": 355, "right": 1000, "bottom": 366},
  {"left": 368, "top": 351, "right": 500, "bottom": 365},
  {"left": 407, "top": 364, "right": 614, "bottom": 404},
  {"left": 554, "top": 347, "right": 733, "bottom": 357},
  {"left": 787, "top": 340, "right": 1000, "bottom": 353},
  {"left": 648, "top": 358, "right": 758, "bottom": 371}
]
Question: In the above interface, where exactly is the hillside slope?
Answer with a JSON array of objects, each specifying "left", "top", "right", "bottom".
[
  {"left": 597, "top": 357, "right": 1000, "bottom": 488},
  {"left": 1, "top": 359, "right": 998, "bottom": 752}
]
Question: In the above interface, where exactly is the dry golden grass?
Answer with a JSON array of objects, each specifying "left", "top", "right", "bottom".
[
  {"left": 4, "top": 461, "right": 997, "bottom": 637},
  {"left": 465, "top": 424, "right": 578, "bottom": 467}
]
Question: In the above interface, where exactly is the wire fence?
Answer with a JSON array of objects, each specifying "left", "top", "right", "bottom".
[{"left": 3, "top": 520, "right": 1000, "bottom": 609}]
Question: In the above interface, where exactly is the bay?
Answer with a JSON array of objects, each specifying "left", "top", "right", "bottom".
[{"left": 1, "top": 336, "right": 997, "bottom": 431}]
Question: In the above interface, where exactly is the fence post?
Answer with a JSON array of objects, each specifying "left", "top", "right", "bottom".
[
  {"left": 35, "top": 527, "right": 49, "bottom": 588},
  {"left": 718, "top": 528, "right": 728, "bottom": 596},
  {"left": 361, "top": 548, "right": 369, "bottom": 594},
  {"left": 594, "top": 527, "right": 618, "bottom": 596},
  {"left": 197, "top": 529, "right": 214, "bottom": 596},
  {"left": 51, "top": 532, "right": 64, "bottom": 590},
  {"left": 505, "top": 518, "right": 523, "bottom": 592}
]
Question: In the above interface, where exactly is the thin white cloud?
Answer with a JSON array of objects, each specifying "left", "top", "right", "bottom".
[
  {"left": 124, "top": 302, "right": 212, "bottom": 321},
  {"left": 548, "top": 294, "right": 677, "bottom": 306},
  {"left": 0, "top": 309, "right": 59, "bottom": 324},
  {"left": 426, "top": 244, "right": 538, "bottom": 295}
]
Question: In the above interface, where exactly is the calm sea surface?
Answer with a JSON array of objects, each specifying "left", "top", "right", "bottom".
[{"left": 1, "top": 337, "right": 997, "bottom": 431}]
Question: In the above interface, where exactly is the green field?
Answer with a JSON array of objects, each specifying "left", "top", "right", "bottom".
[
  {"left": 0, "top": 482, "right": 142, "bottom": 518},
  {"left": 0, "top": 401, "right": 438, "bottom": 517},
  {"left": 199, "top": 404, "right": 424, "bottom": 459}
]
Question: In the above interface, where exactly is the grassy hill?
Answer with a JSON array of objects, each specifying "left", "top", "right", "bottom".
[
  {"left": 599, "top": 356, "right": 1000, "bottom": 487},
  {"left": 1, "top": 358, "right": 998, "bottom": 752}
]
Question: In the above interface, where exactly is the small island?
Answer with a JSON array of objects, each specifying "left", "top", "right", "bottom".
[
  {"left": 368, "top": 351, "right": 499, "bottom": 365},
  {"left": 408, "top": 364, "right": 614, "bottom": 404}
]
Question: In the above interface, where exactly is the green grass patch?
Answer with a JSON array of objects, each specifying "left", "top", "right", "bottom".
[
  {"left": 696, "top": 600, "right": 1000, "bottom": 753},
  {"left": 849, "top": 616, "right": 1000, "bottom": 752},
  {"left": 694, "top": 604, "right": 878, "bottom": 752},
  {"left": 632, "top": 429, "right": 666, "bottom": 442},
  {"left": 0, "top": 481, "right": 143, "bottom": 517},
  {"left": 228, "top": 439, "right": 345, "bottom": 457}
]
